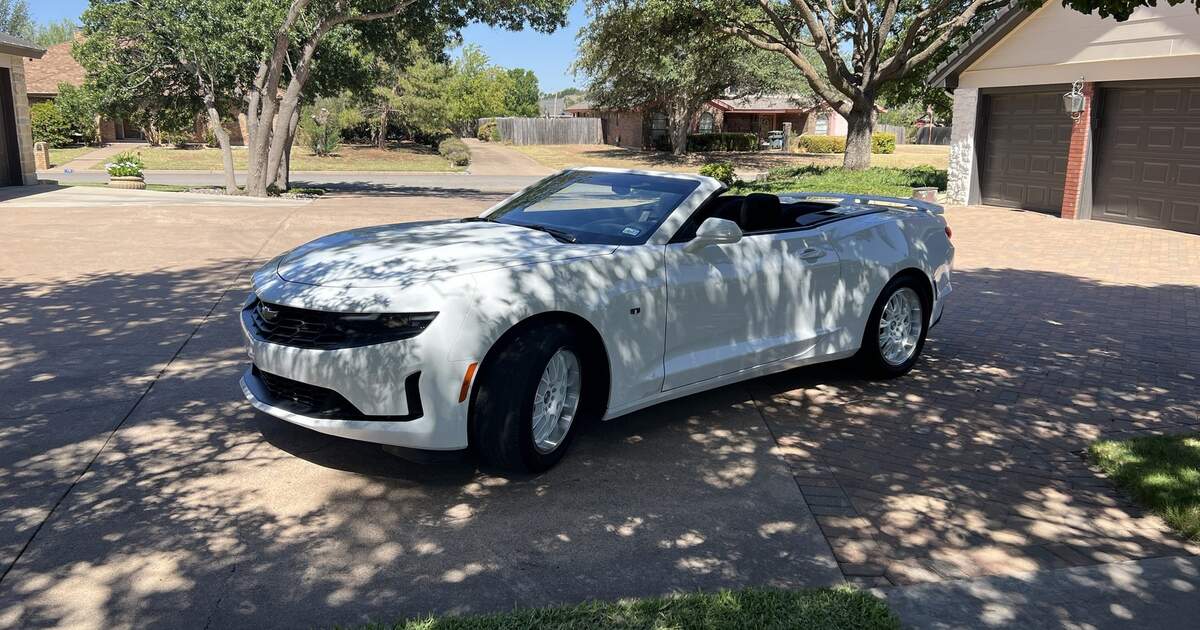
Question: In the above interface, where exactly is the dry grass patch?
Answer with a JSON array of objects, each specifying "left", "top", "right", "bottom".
[{"left": 131, "top": 143, "right": 459, "bottom": 172}]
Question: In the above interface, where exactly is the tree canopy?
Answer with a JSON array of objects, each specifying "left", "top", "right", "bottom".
[
  {"left": 1031, "top": 0, "right": 1196, "bottom": 20},
  {"left": 700, "top": 0, "right": 1007, "bottom": 168},
  {"left": 77, "top": 0, "right": 571, "bottom": 195},
  {"left": 578, "top": 0, "right": 810, "bottom": 154}
]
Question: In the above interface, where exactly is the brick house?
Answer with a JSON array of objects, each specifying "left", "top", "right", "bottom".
[
  {"left": 567, "top": 95, "right": 848, "bottom": 149},
  {"left": 25, "top": 39, "right": 246, "bottom": 146},
  {"left": 0, "top": 32, "right": 43, "bottom": 185},
  {"left": 933, "top": 1, "right": 1200, "bottom": 235}
]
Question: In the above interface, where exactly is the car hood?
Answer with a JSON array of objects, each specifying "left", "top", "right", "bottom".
[{"left": 275, "top": 220, "right": 617, "bottom": 288}]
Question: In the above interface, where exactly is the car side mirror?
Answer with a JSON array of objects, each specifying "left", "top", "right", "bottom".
[{"left": 684, "top": 217, "right": 743, "bottom": 253}]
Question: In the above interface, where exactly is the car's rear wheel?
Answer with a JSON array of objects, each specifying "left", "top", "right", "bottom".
[
  {"left": 858, "top": 276, "right": 929, "bottom": 378},
  {"left": 472, "top": 322, "right": 591, "bottom": 472}
]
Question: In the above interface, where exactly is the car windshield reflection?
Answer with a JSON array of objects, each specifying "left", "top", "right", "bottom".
[{"left": 485, "top": 170, "right": 701, "bottom": 245}]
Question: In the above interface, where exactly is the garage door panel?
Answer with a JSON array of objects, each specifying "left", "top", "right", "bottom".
[
  {"left": 1094, "top": 80, "right": 1200, "bottom": 235},
  {"left": 1182, "top": 128, "right": 1200, "bottom": 151},
  {"left": 979, "top": 89, "right": 1070, "bottom": 213},
  {"left": 1171, "top": 202, "right": 1200, "bottom": 226},
  {"left": 1136, "top": 198, "right": 1166, "bottom": 221},
  {"left": 1180, "top": 164, "right": 1200, "bottom": 186}
]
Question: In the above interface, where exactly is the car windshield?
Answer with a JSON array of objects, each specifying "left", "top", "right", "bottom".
[{"left": 484, "top": 171, "right": 701, "bottom": 245}]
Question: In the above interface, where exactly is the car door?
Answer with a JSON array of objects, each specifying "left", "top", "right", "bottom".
[{"left": 662, "top": 227, "right": 841, "bottom": 390}]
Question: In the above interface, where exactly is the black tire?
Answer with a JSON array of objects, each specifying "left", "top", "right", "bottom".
[
  {"left": 472, "top": 322, "right": 594, "bottom": 472},
  {"left": 857, "top": 275, "right": 930, "bottom": 378}
]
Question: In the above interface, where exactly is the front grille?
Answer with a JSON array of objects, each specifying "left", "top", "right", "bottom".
[
  {"left": 249, "top": 366, "right": 422, "bottom": 421},
  {"left": 242, "top": 299, "right": 435, "bottom": 350}
]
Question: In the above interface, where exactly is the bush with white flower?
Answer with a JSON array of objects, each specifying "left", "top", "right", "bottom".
[{"left": 106, "top": 151, "right": 145, "bottom": 177}]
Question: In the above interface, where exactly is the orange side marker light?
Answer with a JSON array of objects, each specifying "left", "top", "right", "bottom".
[{"left": 458, "top": 362, "right": 479, "bottom": 403}]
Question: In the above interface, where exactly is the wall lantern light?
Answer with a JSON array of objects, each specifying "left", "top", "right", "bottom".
[{"left": 1064, "top": 78, "right": 1086, "bottom": 120}]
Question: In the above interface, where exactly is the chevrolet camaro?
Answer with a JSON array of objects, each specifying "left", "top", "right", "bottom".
[{"left": 240, "top": 167, "right": 954, "bottom": 471}]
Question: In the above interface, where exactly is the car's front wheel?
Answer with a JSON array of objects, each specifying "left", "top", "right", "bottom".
[
  {"left": 472, "top": 322, "right": 591, "bottom": 472},
  {"left": 858, "top": 276, "right": 929, "bottom": 378}
]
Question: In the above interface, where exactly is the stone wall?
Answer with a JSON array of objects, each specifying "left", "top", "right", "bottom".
[
  {"left": 946, "top": 88, "right": 979, "bottom": 205},
  {"left": 1, "top": 53, "right": 38, "bottom": 184}
]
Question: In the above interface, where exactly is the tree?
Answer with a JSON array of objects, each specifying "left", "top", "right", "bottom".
[
  {"left": 78, "top": 0, "right": 258, "bottom": 194},
  {"left": 32, "top": 18, "right": 79, "bottom": 47},
  {"left": 0, "top": 0, "right": 32, "bottom": 38},
  {"left": 711, "top": 0, "right": 1008, "bottom": 169},
  {"left": 79, "top": 0, "right": 570, "bottom": 196},
  {"left": 504, "top": 68, "right": 540, "bottom": 117},
  {"left": 380, "top": 45, "right": 452, "bottom": 142},
  {"left": 578, "top": 1, "right": 803, "bottom": 155},
  {"left": 241, "top": 1, "right": 570, "bottom": 197},
  {"left": 444, "top": 45, "right": 512, "bottom": 133},
  {"left": 1032, "top": 0, "right": 1196, "bottom": 20}
]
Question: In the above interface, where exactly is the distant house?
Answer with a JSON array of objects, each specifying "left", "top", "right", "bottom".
[
  {"left": 0, "top": 32, "right": 43, "bottom": 185},
  {"left": 25, "top": 40, "right": 145, "bottom": 142},
  {"left": 566, "top": 95, "right": 848, "bottom": 149},
  {"left": 25, "top": 39, "right": 246, "bottom": 146}
]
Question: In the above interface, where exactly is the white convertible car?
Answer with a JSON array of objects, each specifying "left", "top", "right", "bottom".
[{"left": 240, "top": 167, "right": 953, "bottom": 471}]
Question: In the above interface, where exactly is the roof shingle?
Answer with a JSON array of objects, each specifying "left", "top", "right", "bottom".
[{"left": 24, "top": 40, "right": 84, "bottom": 97}]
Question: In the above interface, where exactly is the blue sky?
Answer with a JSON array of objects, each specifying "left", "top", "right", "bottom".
[{"left": 32, "top": 0, "right": 587, "bottom": 94}]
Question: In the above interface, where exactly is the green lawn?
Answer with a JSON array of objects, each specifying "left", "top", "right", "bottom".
[
  {"left": 131, "top": 143, "right": 460, "bottom": 172},
  {"left": 47, "top": 146, "right": 93, "bottom": 168},
  {"left": 1090, "top": 434, "right": 1200, "bottom": 541},
  {"left": 730, "top": 164, "right": 947, "bottom": 198},
  {"left": 359, "top": 587, "right": 899, "bottom": 630}
]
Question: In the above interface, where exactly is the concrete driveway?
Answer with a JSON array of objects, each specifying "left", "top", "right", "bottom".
[
  {"left": 0, "top": 185, "right": 840, "bottom": 629},
  {"left": 0, "top": 185, "right": 1197, "bottom": 629}
]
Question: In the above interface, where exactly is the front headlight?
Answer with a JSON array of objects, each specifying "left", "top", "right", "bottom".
[{"left": 243, "top": 299, "right": 438, "bottom": 349}]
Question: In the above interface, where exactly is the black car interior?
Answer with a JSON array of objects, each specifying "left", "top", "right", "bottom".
[{"left": 674, "top": 192, "right": 886, "bottom": 241}]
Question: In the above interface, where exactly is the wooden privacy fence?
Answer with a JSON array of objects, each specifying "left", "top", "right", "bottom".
[
  {"left": 482, "top": 117, "right": 603, "bottom": 145},
  {"left": 877, "top": 124, "right": 908, "bottom": 145}
]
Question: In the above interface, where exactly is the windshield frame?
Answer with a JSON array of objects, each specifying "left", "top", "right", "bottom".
[{"left": 479, "top": 168, "right": 718, "bottom": 246}]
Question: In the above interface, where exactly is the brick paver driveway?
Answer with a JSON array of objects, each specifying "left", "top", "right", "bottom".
[
  {"left": 1, "top": 186, "right": 1197, "bottom": 627},
  {"left": 753, "top": 205, "right": 1200, "bottom": 586}
]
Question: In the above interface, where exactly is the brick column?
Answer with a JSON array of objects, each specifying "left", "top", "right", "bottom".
[{"left": 1061, "top": 82, "right": 1094, "bottom": 220}]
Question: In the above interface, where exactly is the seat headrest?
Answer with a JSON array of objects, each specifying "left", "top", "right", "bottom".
[{"left": 740, "top": 193, "right": 782, "bottom": 233}]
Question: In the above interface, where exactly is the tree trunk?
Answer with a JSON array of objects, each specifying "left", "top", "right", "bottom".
[
  {"left": 376, "top": 103, "right": 390, "bottom": 149},
  {"left": 204, "top": 104, "right": 238, "bottom": 195},
  {"left": 669, "top": 101, "right": 697, "bottom": 156},
  {"left": 843, "top": 106, "right": 875, "bottom": 171},
  {"left": 273, "top": 106, "right": 301, "bottom": 191}
]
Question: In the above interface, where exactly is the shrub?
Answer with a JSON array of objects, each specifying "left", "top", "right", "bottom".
[
  {"left": 477, "top": 119, "right": 499, "bottom": 142},
  {"left": 743, "top": 164, "right": 949, "bottom": 197},
  {"left": 105, "top": 151, "right": 144, "bottom": 177},
  {"left": 302, "top": 106, "right": 342, "bottom": 156},
  {"left": 699, "top": 161, "right": 738, "bottom": 187},
  {"left": 31, "top": 102, "right": 75, "bottom": 147},
  {"left": 797, "top": 134, "right": 846, "bottom": 153},
  {"left": 438, "top": 137, "right": 470, "bottom": 166},
  {"left": 872, "top": 132, "right": 896, "bottom": 154},
  {"left": 687, "top": 132, "right": 758, "bottom": 152},
  {"left": 798, "top": 133, "right": 899, "bottom": 154}
]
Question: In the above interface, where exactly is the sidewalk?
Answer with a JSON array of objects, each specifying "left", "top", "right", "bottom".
[
  {"left": 56, "top": 142, "right": 149, "bottom": 171},
  {"left": 463, "top": 137, "right": 554, "bottom": 176},
  {"left": 880, "top": 555, "right": 1200, "bottom": 629}
]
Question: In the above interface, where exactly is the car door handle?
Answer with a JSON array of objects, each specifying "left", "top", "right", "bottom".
[{"left": 798, "top": 248, "right": 824, "bottom": 261}]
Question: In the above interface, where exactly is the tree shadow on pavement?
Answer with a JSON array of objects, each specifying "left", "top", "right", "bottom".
[{"left": 0, "top": 261, "right": 1196, "bottom": 630}]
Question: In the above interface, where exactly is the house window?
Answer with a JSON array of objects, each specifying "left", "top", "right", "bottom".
[
  {"left": 815, "top": 113, "right": 829, "bottom": 135},
  {"left": 648, "top": 111, "right": 669, "bottom": 147},
  {"left": 698, "top": 112, "right": 714, "bottom": 133}
]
